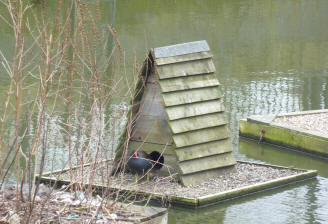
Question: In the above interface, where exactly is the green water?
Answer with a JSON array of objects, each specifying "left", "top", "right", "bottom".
[{"left": 1, "top": 0, "right": 328, "bottom": 223}]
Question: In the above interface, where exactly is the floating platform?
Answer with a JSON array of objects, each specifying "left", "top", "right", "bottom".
[
  {"left": 239, "top": 109, "right": 328, "bottom": 158},
  {"left": 121, "top": 204, "right": 167, "bottom": 224},
  {"left": 115, "top": 40, "right": 236, "bottom": 186},
  {"left": 38, "top": 161, "right": 317, "bottom": 208}
]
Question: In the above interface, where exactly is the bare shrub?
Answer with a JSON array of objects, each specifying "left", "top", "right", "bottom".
[{"left": 0, "top": 0, "right": 135, "bottom": 222}]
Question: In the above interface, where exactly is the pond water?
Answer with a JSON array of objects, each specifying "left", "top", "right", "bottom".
[
  {"left": 1, "top": 0, "right": 328, "bottom": 223},
  {"left": 112, "top": 1, "right": 328, "bottom": 222}
]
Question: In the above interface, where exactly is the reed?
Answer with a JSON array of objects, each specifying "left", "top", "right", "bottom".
[{"left": 0, "top": 0, "right": 142, "bottom": 222}]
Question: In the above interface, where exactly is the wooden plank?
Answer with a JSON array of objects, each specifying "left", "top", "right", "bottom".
[
  {"left": 166, "top": 100, "right": 225, "bottom": 120},
  {"left": 130, "top": 55, "right": 153, "bottom": 114},
  {"left": 154, "top": 40, "right": 210, "bottom": 58},
  {"left": 159, "top": 73, "right": 219, "bottom": 92},
  {"left": 178, "top": 153, "right": 236, "bottom": 175},
  {"left": 146, "top": 70, "right": 157, "bottom": 83},
  {"left": 239, "top": 119, "right": 328, "bottom": 157},
  {"left": 175, "top": 139, "right": 233, "bottom": 161},
  {"left": 173, "top": 126, "right": 230, "bottom": 148},
  {"left": 131, "top": 76, "right": 147, "bottom": 117},
  {"left": 169, "top": 112, "right": 228, "bottom": 134},
  {"left": 155, "top": 51, "right": 213, "bottom": 66},
  {"left": 139, "top": 82, "right": 163, "bottom": 116},
  {"left": 131, "top": 79, "right": 172, "bottom": 144},
  {"left": 156, "top": 58, "right": 215, "bottom": 79},
  {"left": 162, "top": 86, "right": 222, "bottom": 107},
  {"left": 180, "top": 165, "right": 235, "bottom": 186},
  {"left": 128, "top": 140, "right": 175, "bottom": 155},
  {"left": 131, "top": 115, "right": 172, "bottom": 144}
]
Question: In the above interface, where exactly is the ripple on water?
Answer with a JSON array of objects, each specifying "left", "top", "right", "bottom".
[{"left": 222, "top": 178, "right": 328, "bottom": 224}]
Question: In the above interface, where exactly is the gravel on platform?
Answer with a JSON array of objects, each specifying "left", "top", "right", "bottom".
[
  {"left": 274, "top": 112, "right": 328, "bottom": 136},
  {"left": 50, "top": 162, "right": 302, "bottom": 199}
]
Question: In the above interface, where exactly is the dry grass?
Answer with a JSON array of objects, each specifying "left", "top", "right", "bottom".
[{"left": 0, "top": 0, "right": 142, "bottom": 223}]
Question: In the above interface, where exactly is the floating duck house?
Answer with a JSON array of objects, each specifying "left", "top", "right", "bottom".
[
  {"left": 118, "top": 40, "right": 236, "bottom": 186},
  {"left": 38, "top": 41, "right": 318, "bottom": 208}
]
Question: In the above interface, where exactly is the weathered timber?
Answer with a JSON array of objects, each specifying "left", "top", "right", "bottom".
[
  {"left": 138, "top": 83, "right": 163, "bottom": 116},
  {"left": 116, "top": 41, "right": 236, "bottom": 186},
  {"left": 156, "top": 58, "right": 216, "bottom": 79},
  {"left": 175, "top": 139, "right": 233, "bottom": 161},
  {"left": 162, "top": 86, "right": 222, "bottom": 107},
  {"left": 154, "top": 40, "right": 210, "bottom": 58},
  {"left": 113, "top": 57, "right": 152, "bottom": 162},
  {"left": 166, "top": 99, "right": 225, "bottom": 120},
  {"left": 159, "top": 73, "right": 219, "bottom": 92},
  {"left": 131, "top": 77, "right": 172, "bottom": 144},
  {"left": 178, "top": 153, "right": 236, "bottom": 175},
  {"left": 152, "top": 40, "right": 236, "bottom": 185},
  {"left": 239, "top": 110, "right": 328, "bottom": 157},
  {"left": 169, "top": 112, "right": 228, "bottom": 134},
  {"left": 173, "top": 126, "right": 230, "bottom": 148},
  {"left": 131, "top": 115, "right": 172, "bottom": 144},
  {"left": 128, "top": 141, "right": 175, "bottom": 155},
  {"left": 155, "top": 51, "right": 213, "bottom": 66}
]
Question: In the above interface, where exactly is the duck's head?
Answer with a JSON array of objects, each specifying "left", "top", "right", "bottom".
[{"left": 133, "top": 151, "right": 138, "bottom": 158}]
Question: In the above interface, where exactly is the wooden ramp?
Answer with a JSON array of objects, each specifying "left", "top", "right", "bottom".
[{"left": 121, "top": 40, "right": 236, "bottom": 186}]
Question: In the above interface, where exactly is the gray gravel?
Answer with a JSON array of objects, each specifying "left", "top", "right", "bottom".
[
  {"left": 51, "top": 162, "right": 302, "bottom": 199},
  {"left": 274, "top": 112, "right": 328, "bottom": 136}
]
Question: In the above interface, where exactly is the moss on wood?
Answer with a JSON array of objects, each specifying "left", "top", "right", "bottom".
[{"left": 239, "top": 119, "right": 328, "bottom": 157}]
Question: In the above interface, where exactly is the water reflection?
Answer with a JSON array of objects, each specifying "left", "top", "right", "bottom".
[
  {"left": 114, "top": 0, "right": 328, "bottom": 75},
  {"left": 38, "top": 103, "right": 129, "bottom": 173},
  {"left": 1, "top": 0, "right": 328, "bottom": 223},
  {"left": 222, "top": 180, "right": 327, "bottom": 224},
  {"left": 222, "top": 74, "right": 328, "bottom": 150},
  {"left": 111, "top": 0, "right": 328, "bottom": 223}
]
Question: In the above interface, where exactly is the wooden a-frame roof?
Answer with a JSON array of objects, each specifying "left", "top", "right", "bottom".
[{"left": 117, "top": 40, "right": 236, "bottom": 186}]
